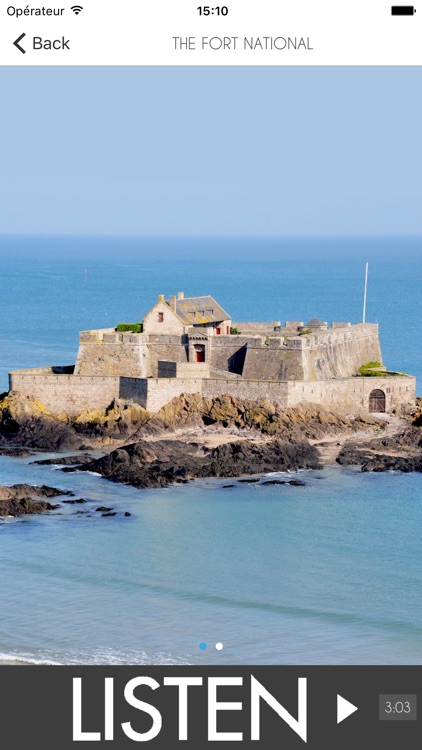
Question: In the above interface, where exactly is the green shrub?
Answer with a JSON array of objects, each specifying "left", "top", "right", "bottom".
[
  {"left": 358, "top": 361, "right": 382, "bottom": 375},
  {"left": 116, "top": 322, "right": 143, "bottom": 333},
  {"left": 359, "top": 370, "right": 405, "bottom": 377},
  {"left": 230, "top": 327, "right": 239, "bottom": 335},
  {"left": 358, "top": 361, "right": 405, "bottom": 377},
  {"left": 299, "top": 328, "right": 312, "bottom": 336}
]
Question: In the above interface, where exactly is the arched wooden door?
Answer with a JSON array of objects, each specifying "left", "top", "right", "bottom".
[{"left": 369, "top": 389, "right": 386, "bottom": 413}]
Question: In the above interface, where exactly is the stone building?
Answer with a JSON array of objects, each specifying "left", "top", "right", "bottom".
[
  {"left": 9, "top": 292, "right": 416, "bottom": 417},
  {"left": 143, "top": 293, "right": 232, "bottom": 340}
]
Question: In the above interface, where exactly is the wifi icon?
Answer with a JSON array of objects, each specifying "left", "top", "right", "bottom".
[{"left": 71, "top": 5, "right": 83, "bottom": 14}]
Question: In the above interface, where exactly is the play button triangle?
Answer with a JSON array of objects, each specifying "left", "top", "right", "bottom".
[{"left": 337, "top": 694, "right": 358, "bottom": 724}]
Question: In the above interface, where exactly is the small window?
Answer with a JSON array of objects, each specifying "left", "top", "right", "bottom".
[
  {"left": 216, "top": 327, "right": 221, "bottom": 335},
  {"left": 158, "top": 312, "right": 164, "bottom": 323}
]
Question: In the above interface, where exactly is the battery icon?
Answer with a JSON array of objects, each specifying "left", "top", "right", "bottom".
[{"left": 391, "top": 5, "right": 416, "bottom": 13}]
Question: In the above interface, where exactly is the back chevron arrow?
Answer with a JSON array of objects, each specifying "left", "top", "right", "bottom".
[{"left": 13, "top": 33, "right": 26, "bottom": 54}]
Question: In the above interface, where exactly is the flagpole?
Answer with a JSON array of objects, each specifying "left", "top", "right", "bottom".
[{"left": 362, "top": 262, "right": 368, "bottom": 323}]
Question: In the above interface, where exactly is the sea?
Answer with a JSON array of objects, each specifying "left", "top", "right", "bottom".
[{"left": 0, "top": 234, "right": 421, "bottom": 666}]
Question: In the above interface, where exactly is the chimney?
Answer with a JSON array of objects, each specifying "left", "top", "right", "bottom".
[
  {"left": 177, "top": 292, "right": 184, "bottom": 300},
  {"left": 169, "top": 295, "right": 176, "bottom": 312},
  {"left": 158, "top": 294, "right": 165, "bottom": 302}
]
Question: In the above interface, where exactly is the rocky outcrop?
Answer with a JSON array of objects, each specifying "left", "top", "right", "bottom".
[
  {"left": 0, "top": 394, "right": 151, "bottom": 448},
  {"left": 73, "top": 399, "right": 150, "bottom": 439},
  {"left": 76, "top": 437, "right": 321, "bottom": 489},
  {"left": 0, "top": 447, "right": 34, "bottom": 457},
  {"left": 31, "top": 454, "right": 94, "bottom": 466},
  {"left": 0, "top": 391, "right": 387, "bottom": 451},
  {"left": 134, "top": 394, "right": 383, "bottom": 440},
  {"left": 412, "top": 397, "right": 422, "bottom": 426},
  {"left": 0, "top": 484, "right": 72, "bottom": 517},
  {"left": 0, "top": 393, "right": 86, "bottom": 450},
  {"left": 336, "top": 425, "right": 422, "bottom": 472}
]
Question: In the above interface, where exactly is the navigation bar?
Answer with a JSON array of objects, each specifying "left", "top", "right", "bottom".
[{"left": 0, "top": 0, "right": 421, "bottom": 65}]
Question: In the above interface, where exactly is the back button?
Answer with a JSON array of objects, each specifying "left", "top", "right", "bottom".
[{"left": 13, "top": 33, "right": 26, "bottom": 54}]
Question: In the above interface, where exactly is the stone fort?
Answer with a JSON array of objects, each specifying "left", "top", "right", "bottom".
[{"left": 9, "top": 292, "right": 416, "bottom": 417}]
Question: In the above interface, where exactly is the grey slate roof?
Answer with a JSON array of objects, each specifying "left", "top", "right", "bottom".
[
  {"left": 305, "top": 317, "right": 326, "bottom": 327},
  {"left": 167, "top": 295, "right": 230, "bottom": 326}
]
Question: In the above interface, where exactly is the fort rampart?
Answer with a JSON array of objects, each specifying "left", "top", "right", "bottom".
[
  {"left": 72, "top": 323, "right": 383, "bottom": 383},
  {"left": 8, "top": 368, "right": 416, "bottom": 417}
]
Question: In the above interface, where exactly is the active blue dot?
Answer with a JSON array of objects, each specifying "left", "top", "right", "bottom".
[{"left": 199, "top": 642, "right": 207, "bottom": 650}]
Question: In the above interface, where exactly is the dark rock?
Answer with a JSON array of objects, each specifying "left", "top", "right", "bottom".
[
  {"left": 261, "top": 480, "right": 287, "bottom": 485},
  {"left": 0, "top": 396, "right": 85, "bottom": 450},
  {"left": 79, "top": 436, "right": 321, "bottom": 490},
  {"left": 336, "top": 426, "right": 422, "bottom": 473},
  {"left": 288, "top": 480, "right": 306, "bottom": 486},
  {"left": 0, "top": 498, "right": 58, "bottom": 516},
  {"left": 31, "top": 454, "right": 94, "bottom": 466},
  {"left": 101, "top": 512, "right": 116, "bottom": 517},
  {"left": 0, "top": 483, "right": 68, "bottom": 517},
  {"left": 96, "top": 506, "right": 113, "bottom": 512},
  {"left": 63, "top": 498, "right": 87, "bottom": 505},
  {"left": 361, "top": 456, "right": 422, "bottom": 473},
  {"left": 222, "top": 484, "right": 236, "bottom": 488},
  {"left": 1, "top": 392, "right": 388, "bottom": 452},
  {"left": 124, "top": 512, "right": 131, "bottom": 517},
  {"left": 0, "top": 447, "right": 34, "bottom": 457},
  {"left": 238, "top": 478, "right": 260, "bottom": 484},
  {"left": 0, "top": 483, "right": 72, "bottom": 499}
]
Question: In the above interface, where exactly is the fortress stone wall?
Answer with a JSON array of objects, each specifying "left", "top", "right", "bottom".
[
  {"left": 73, "top": 323, "right": 382, "bottom": 384},
  {"left": 139, "top": 375, "right": 415, "bottom": 414},
  {"left": 209, "top": 335, "right": 251, "bottom": 374},
  {"left": 74, "top": 331, "right": 189, "bottom": 379},
  {"left": 74, "top": 330, "right": 149, "bottom": 378},
  {"left": 8, "top": 368, "right": 416, "bottom": 417},
  {"left": 241, "top": 324, "right": 382, "bottom": 381},
  {"left": 286, "top": 376, "right": 415, "bottom": 413},
  {"left": 7, "top": 298, "right": 416, "bottom": 419},
  {"left": 8, "top": 369, "right": 121, "bottom": 416},
  {"left": 231, "top": 321, "right": 281, "bottom": 334}
]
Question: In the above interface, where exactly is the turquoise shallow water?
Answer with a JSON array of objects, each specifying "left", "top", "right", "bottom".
[
  {"left": 0, "top": 235, "right": 421, "bottom": 665},
  {"left": 0, "top": 459, "right": 421, "bottom": 665}
]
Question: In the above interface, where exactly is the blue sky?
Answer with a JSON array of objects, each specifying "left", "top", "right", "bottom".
[{"left": 0, "top": 66, "right": 421, "bottom": 236}]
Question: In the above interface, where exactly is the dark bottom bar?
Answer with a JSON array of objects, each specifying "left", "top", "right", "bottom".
[
  {"left": 0, "top": 665, "right": 421, "bottom": 749},
  {"left": 391, "top": 6, "right": 416, "bottom": 14}
]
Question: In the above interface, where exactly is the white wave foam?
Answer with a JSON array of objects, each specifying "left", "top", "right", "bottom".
[
  {"left": 0, "top": 516, "right": 19, "bottom": 526},
  {"left": 0, "top": 649, "right": 190, "bottom": 666},
  {"left": 0, "top": 652, "right": 61, "bottom": 665},
  {"left": 263, "top": 471, "right": 291, "bottom": 478}
]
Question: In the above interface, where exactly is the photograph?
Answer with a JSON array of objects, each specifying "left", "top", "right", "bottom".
[{"left": 0, "top": 66, "right": 421, "bottom": 668}]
